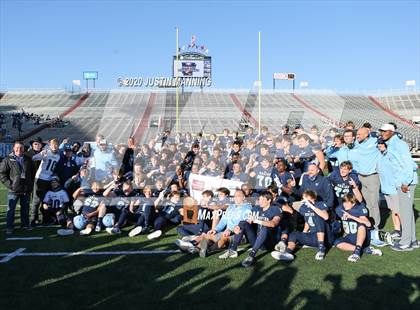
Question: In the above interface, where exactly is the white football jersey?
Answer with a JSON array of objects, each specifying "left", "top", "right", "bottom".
[
  {"left": 43, "top": 189, "right": 70, "bottom": 209},
  {"left": 34, "top": 150, "right": 61, "bottom": 181}
]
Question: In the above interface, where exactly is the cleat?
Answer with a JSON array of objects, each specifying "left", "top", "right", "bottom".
[
  {"left": 348, "top": 253, "right": 360, "bottom": 262},
  {"left": 147, "top": 230, "right": 162, "bottom": 240},
  {"left": 271, "top": 251, "right": 294, "bottom": 261},
  {"left": 390, "top": 243, "right": 413, "bottom": 252},
  {"left": 129, "top": 226, "right": 143, "bottom": 237},
  {"left": 105, "top": 227, "right": 121, "bottom": 235},
  {"left": 218, "top": 249, "right": 238, "bottom": 259},
  {"left": 80, "top": 227, "right": 93, "bottom": 236},
  {"left": 175, "top": 239, "right": 195, "bottom": 251},
  {"left": 274, "top": 240, "right": 287, "bottom": 253},
  {"left": 110, "top": 227, "right": 121, "bottom": 234},
  {"left": 241, "top": 255, "right": 255, "bottom": 267},
  {"left": 315, "top": 250, "right": 325, "bottom": 260},
  {"left": 364, "top": 246, "right": 383, "bottom": 256},
  {"left": 390, "top": 230, "right": 401, "bottom": 239}
]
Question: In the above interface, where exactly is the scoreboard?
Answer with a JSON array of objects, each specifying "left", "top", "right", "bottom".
[{"left": 173, "top": 52, "right": 211, "bottom": 78}]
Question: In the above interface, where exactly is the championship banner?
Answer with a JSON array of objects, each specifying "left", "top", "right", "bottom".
[{"left": 187, "top": 173, "right": 243, "bottom": 201}]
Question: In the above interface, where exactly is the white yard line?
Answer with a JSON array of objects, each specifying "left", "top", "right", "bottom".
[
  {"left": 0, "top": 249, "right": 181, "bottom": 260},
  {"left": 6, "top": 237, "right": 44, "bottom": 241},
  {"left": 0, "top": 248, "right": 26, "bottom": 263}
]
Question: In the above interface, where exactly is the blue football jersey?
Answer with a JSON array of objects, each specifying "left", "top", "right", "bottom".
[
  {"left": 82, "top": 190, "right": 104, "bottom": 209},
  {"left": 253, "top": 166, "right": 273, "bottom": 190},
  {"left": 43, "top": 189, "right": 69, "bottom": 210},
  {"left": 298, "top": 201, "right": 328, "bottom": 233},
  {"left": 110, "top": 190, "right": 140, "bottom": 210},
  {"left": 137, "top": 197, "right": 154, "bottom": 214},
  {"left": 328, "top": 171, "right": 361, "bottom": 203},
  {"left": 336, "top": 202, "right": 369, "bottom": 236}
]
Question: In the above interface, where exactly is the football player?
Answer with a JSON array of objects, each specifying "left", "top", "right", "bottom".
[
  {"left": 31, "top": 138, "right": 61, "bottom": 226},
  {"left": 247, "top": 156, "right": 273, "bottom": 193},
  {"left": 334, "top": 193, "right": 382, "bottom": 262},
  {"left": 271, "top": 190, "right": 329, "bottom": 261},
  {"left": 73, "top": 181, "right": 106, "bottom": 235},
  {"left": 193, "top": 190, "right": 252, "bottom": 257},
  {"left": 106, "top": 184, "right": 151, "bottom": 237},
  {"left": 175, "top": 190, "right": 216, "bottom": 252},
  {"left": 42, "top": 176, "right": 74, "bottom": 234},
  {"left": 219, "top": 191, "right": 282, "bottom": 267},
  {"left": 147, "top": 191, "right": 183, "bottom": 240},
  {"left": 103, "top": 180, "right": 139, "bottom": 233},
  {"left": 328, "top": 161, "right": 363, "bottom": 205}
]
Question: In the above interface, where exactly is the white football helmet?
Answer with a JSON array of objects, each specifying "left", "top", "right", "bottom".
[
  {"left": 73, "top": 215, "right": 88, "bottom": 230},
  {"left": 102, "top": 213, "right": 115, "bottom": 228}
]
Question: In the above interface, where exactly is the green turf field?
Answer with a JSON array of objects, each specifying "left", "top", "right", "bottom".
[{"left": 0, "top": 182, "right": 419, "bottom": 310}]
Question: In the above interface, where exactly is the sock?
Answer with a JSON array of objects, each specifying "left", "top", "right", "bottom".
[
  {"left": 281, "top": 237, "right": 287, "bottom": 243},
  {"left": 354, "top": 245, "right": 362, "bottom": 256},
  {"left": 286, "top": 248, "right": 294, "bottom": 254},
  {"left": 97, "top": 217, "right": 103, "bottom": 226},
  {"left": 318, "top": 241, "right": 325, "bottom": 252}
]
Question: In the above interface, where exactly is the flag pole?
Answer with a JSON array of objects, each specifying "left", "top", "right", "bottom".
[
  {"left": 258, "top": 31, "right": 261, "bottom": 135},
  {"left": 175, "top": 27, "right": 180, "bottom": 133}
]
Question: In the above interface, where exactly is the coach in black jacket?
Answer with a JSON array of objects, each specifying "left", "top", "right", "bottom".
[{"left": 0, "top": 141, "right": 35, "bottom": 234}]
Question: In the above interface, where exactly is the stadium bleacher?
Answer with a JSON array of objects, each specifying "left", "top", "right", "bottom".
[
  {"left": 373, "top": 92, "right": 420, "bottom": 120},
  {"left": 0, "top": 90, "right": 418, "bottom": 146}
]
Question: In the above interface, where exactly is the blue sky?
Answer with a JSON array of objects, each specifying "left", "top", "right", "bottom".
[{"left": 0, "top": 0, "right": 419, "bottom": 90}]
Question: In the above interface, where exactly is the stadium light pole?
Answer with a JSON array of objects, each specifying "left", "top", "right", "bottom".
[
  {"left": 175, "top": 27, "right": 180, "bottom": 133},
  {"left": 258, "top": 31, "right": 261, "bottom": 134}
]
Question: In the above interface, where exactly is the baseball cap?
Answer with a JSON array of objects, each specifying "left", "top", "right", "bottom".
[
  {"left": 99, "top": 139, "right": 107, "bottom": 145},
  {"left": 64, "top": 143, "right": 72, "bottom": 151},
  {"left": 50, "top": 175, "right": 60, "bottom": 183},
  {"left": 379, "top": 124, "right": 395, "bottom": 132},
  {"left": 29, "top": 137, "right": 45, "bottom": 146}
]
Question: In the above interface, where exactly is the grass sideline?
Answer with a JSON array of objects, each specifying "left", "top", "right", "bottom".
[{"left": 0, "top": 182, "right": 419, "bottom": 310}]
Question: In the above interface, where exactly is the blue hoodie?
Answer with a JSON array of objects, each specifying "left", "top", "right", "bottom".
[
  {"left": 386, "top": 135, "right": 417, "bottom": 186},
  {"left": 350, "top": 137, "right": 380, "bottom": 175},
  {"left": 377, "top": 150, "right": 400, "bottom": 195}
]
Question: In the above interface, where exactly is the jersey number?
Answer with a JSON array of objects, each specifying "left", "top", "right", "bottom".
[
  {"left": 342, "top": 221, "right": 358, "bottom": 234},
  {"left": 257, "top": 175, "right": 272, "bottom": 188},
  {"left": 46, "top": 159, "right": 57, "bottom": 172},
  {"left": 51, "top": 199, "right": 61, "bottom": 209}
]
